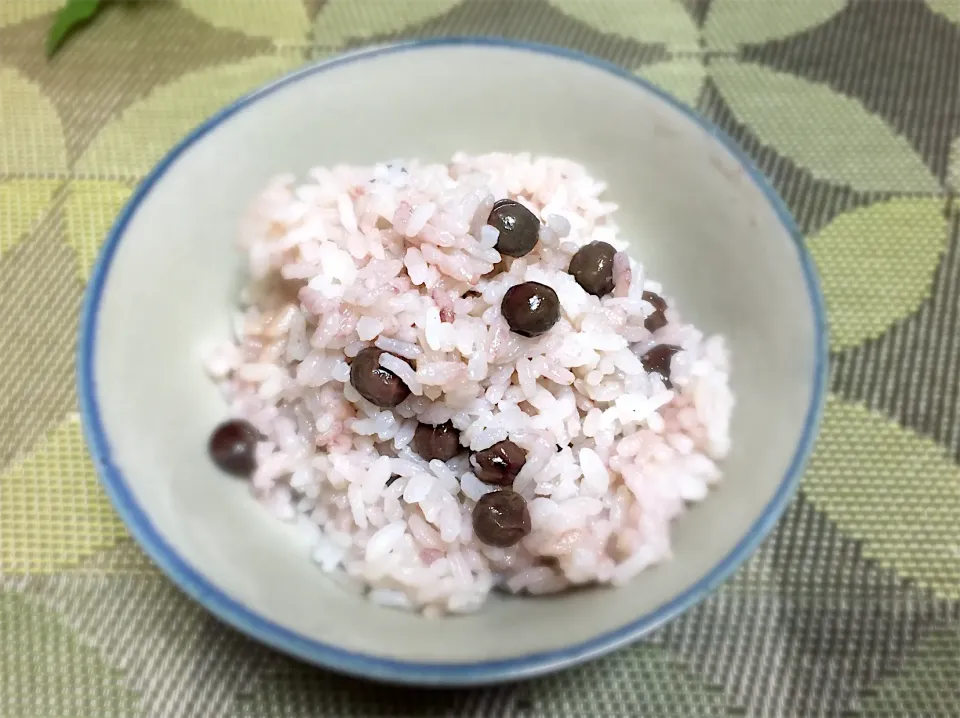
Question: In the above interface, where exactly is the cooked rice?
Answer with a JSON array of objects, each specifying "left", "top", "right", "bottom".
[{"left": 204, "top": 153, "right": 733, "bottom": 615}]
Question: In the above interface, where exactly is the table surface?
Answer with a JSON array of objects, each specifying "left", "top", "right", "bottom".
[{"left": 1, "top": 1, "right": 958, "bottom": 716}]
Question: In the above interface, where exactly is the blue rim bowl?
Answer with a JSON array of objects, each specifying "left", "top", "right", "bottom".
[{"left": 77, "top": 37, "right": 828, "bottom": 686}]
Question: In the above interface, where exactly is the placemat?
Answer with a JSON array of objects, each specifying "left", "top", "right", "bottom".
[{"left": 1, "top": 1, "right": 958, "bottom": 716}]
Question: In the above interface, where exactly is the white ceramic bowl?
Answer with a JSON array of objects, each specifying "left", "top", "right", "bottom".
[{"left": 78, "top": 39, "right": 827, "bottom": 686}]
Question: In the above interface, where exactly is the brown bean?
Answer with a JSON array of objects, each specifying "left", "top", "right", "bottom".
[
  {"left": 349, "top": 347, "right": 411, "bottom": 408},
  {"left": 472, "top": 490, "right": 531, "bottom": 548},
  {"left": 209, "top": 420, "right": 259, "bottom": 477},
  {"left": 472, "top": 440, "right": 526, "bottom": 486},
  {"left": 413, "top": 422, "right": 462, "bottom": 462}
]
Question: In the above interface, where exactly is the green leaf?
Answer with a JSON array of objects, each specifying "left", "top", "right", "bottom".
[
  {"left": 703, "top": 0, "right": 846, "bottom": 50},
  {"left": 46, "top": 0, "right": 102, "bottom": 57},
  {"left": 710, "top": 59, "right": 942, "bottom": 192},
  {"left": 809, "top": 197, "right": 947, "bottom": 349}
]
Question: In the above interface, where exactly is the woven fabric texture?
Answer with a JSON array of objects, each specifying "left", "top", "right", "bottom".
[{"left": 1, "top": 1, "right": 958, "bottom": 716}]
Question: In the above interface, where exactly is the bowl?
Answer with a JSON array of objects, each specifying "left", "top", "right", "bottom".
[{"left": 77, "top": 38, "right": 827, "bottom": 686}]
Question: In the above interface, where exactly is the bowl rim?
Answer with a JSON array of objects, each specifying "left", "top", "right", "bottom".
[{"left": 76, "top": 37, "right": 828, "bottom": 686}]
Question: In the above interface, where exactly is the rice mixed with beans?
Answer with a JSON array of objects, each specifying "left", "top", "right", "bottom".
[{"left": 204, "top": 153, "right": 733, "bottom": 615}]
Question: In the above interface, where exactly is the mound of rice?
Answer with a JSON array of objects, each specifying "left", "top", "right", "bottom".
[{"left": 204, "top": 153, "right": 733, "bottom": 615}]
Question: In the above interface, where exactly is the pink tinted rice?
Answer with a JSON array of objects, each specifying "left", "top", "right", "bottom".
[{"left": 205, "top": 153, "right": 733, "bottom": 616}]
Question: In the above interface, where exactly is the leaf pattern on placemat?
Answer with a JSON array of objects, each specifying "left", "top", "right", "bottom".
[
  {"left": 233, "top": 656, "right": 517, "bottom": 718},
  {"left": 64, "top": 180, "right": 133, "bottom": 279},
  {"left": 656, "top": 493, "right": 954, "bottom": 718},
  {"left": 74, "top": 55, "right": 301, "bottom": 179},
  {"left": 21, "top": 542, "right": 270, "bottom": 718},
  {"left": 548, "top": 0, "right": 700, "bottom": 51},
  {"left": 0, "top": 0, "right": 60, "bottom": 29},
  {"left": 526, "top": 645, "right": 730, "bottom": 717},
  {"left": 703, "top": 0, "right": 846, "bottom": 50},
  {"left": 637, "top": 58, "right": 707, "bottom": 107},
  {"left": 855, "top": 627, "right": 960, "bottom": 717},
  {"left": 0, "top": 417, "right": 128, "bottom": 574},
  {"left": 925, "top": 0, "right": 960, "bottom": 23},
  {"left": 0, "top": 3, "right": 276, "bottom": 169},
  {"left": 949, "top": 136, "right": 960, "bottom": 191},
  {"left": 808, "top": 197, "right": 948, "bottom": 350},
  {"left": 0, "top": 69, "right": 67, "bottom": 176},
  {"left": 0, "top": 179, "right": 62, "bottom": 258},
  {"left": 179, "top": 0, "right": 310, "bottom": 45},
  {"left": 735, "top": 0, "right": 960, "bottom": 189},
  {"left": 709, "top": 59, "right": 942, "bottom": 193},
  {"left": 313, "top": 0, "right": 462, "bottom": 46},
  {"left": 0, "top": 1, "right": 957, "bottom": 717},
  {"left": 0, "top": 589, "right": 141, "bottom": 717},
  {"left": 803, "top": 395, "right": 960, "bottom": 599},
  {"left": 0, "top": 214, "right": 82, "bottom": 471}
]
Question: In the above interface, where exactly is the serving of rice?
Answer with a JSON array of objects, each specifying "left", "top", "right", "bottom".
[{"left": 204, "top": 153, "right": 733, "bottom": 616}]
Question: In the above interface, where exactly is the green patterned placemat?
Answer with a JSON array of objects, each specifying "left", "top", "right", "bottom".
[{"left": 1, "top": 1, "right": 958, "bottom": 716}]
